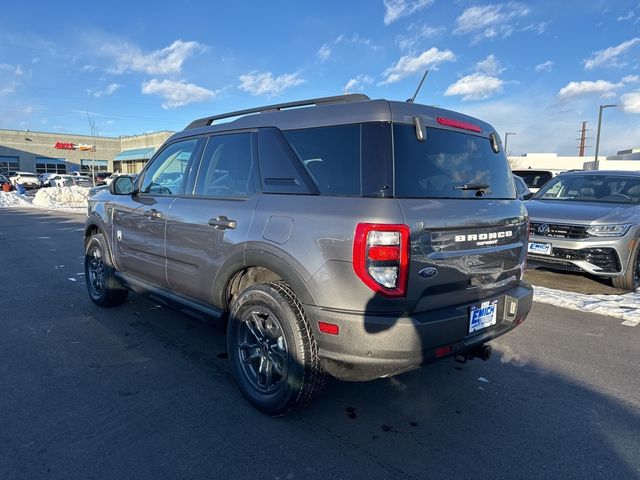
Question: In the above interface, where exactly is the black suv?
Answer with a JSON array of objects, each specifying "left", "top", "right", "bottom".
[{"left": 84, "top": 94, "right": 533, "bottom": 414}]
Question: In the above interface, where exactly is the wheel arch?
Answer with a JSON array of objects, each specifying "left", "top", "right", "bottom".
[
  {"left": 214, "top": 247, "right": 318, "bottom": 313},
  {"left": 84, "top": 215, "right": 116, "bottom": 267}
]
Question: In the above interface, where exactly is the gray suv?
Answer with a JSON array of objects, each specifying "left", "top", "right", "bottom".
[
  {"left": 527, "top": 170, "right": 640, "bottom": 291},
  {"left": 84, "top": 94, "right": 533, "bottom": 414}
]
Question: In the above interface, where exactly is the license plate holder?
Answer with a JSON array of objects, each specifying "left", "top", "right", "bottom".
[
  {"left": 469, "top": 300, "right": 498, "bottom": 334},
  {"left": 528, "top": 242, "right": 552, "bottom": 255}
]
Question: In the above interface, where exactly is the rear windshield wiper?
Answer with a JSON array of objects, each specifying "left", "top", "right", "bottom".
[{"left": 452, "top": 183, "right": 490, "bottom": 191}]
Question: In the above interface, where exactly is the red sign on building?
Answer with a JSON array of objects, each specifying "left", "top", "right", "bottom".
[{"left": 55, "top": 142, "right": 76, "bottom": 150}]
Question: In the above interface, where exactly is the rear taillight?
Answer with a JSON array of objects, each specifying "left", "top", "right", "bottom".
[{"left": 353, "top": 223, "right": 410, "bottom": 298}]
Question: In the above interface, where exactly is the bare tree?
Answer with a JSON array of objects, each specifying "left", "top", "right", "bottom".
[{"left": 86, "top": 112, "right": 98, "bottom": 187}]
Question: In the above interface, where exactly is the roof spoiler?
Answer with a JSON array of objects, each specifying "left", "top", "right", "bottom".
[{"left": 184, "top": 93, "right": 371, "bottom": 130}]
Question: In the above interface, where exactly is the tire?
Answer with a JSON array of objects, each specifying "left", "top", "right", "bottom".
[
  {"left": 612, "top": 240, "right": 640, "bottom": 291},
  {"left": 227, "top": 281, "right": 325, "bottom": 415},
  {"left": 84, "top": 233, "right": 128, "bottom": 307}
]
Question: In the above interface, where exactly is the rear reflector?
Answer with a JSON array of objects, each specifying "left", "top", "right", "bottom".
[
  {"left": 435, "top": 345, "right": 453, "bottom": 358},
  {"left": 367, "top": 245, "right": 400, "bottom": 261},
  {"left": 318, "top": 321, "right": 339, "bottom": 335},
  {"left": 436, "top": 116, "right": 482, "bottom": 133}
]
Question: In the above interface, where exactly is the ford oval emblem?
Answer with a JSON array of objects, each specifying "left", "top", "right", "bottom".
[{"left": 418, "top": 267, "right": 438, "bottom": 279}]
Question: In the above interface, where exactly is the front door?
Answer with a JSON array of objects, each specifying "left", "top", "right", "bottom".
[{"left": 112, "top": 138, "right": 201, "bottom": 288}]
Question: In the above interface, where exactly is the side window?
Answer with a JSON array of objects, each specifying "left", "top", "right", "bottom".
[
  {"left": 194, "top": 133, "right": 255, "bottom": 197},
  {"left": 283, "top": 124, "right": 361, "bottom": 196},
  {"left": 140, "top": 139, "right": 199, "bottom": 196}
]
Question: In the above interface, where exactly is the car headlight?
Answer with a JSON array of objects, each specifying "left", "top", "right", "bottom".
[{"left": 586, "top": 224, "right": 634, "bottom": 237}]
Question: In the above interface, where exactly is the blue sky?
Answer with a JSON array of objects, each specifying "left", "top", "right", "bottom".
[{"left": 1, "top": 0, "right": 639, "bottom": 156}]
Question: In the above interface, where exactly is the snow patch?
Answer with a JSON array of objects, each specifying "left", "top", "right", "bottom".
[
  {"left": 534, "top": 285, "right": 640, "bottom": 323},
  {"left": 0, "top": 192, "right": 33, "bottom": 208},
  {"left": 33, "top": 186, "right": 89, "bottom": 210}
]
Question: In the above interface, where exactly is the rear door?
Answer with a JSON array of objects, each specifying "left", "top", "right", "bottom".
[
  {"left": 164, "top": 132, "right": 258, "bottom": 305},
  {"left": 112, "top": 138, "right": 201, "bottom": 288},
  {"left": 392, "top": 123, "right": 528, "bottom": 313}
]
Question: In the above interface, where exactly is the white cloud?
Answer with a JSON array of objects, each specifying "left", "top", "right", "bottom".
[
  {"left": 317, "top": 43, "right": 331, "bottom": 62},
  {"left": 522, "top": 22, "right": 549, "bottom": 35},
  {"left": 396, "top": 24, "right": 446, "bottom": 51},
  {"left": 89, "top": 83, "right": 121, "bottom": 98},
  {"left": 622, "top": 75, "right": 640, "bottom": 84},
  {"left": 344, "top": 74, "right": 374, "bottom": 93},
  {"left": 621, "top": 91, "right": 640, "bottom": 114},
  {"left": 103, "top": 40, "right": 205, "bottom": 75},
  {"left": 444, "top": 73, "right": 505, "bottom": 101},
  {"left": 0, "top": 63, "right": 23, "bottom": 75},
  {"left": 535, "top": 60, "right": 554, "bottom": 72},
  {"left": 476, "top": 54, "right": 504, "bottom": 75},
  {"left": 557, "top": 80, "right": 619, "bottom": 100},
  {"left": 0, "top": 83, "right": 16, "bottom": 95},
  {"left": 454, "top": 3, "right": 530, "bottom": 41},
  {"left": 238, "top": 71, "right": 305, "bottom": 96},
  {"left": 141, "top": 79, "right": 216, "bottom": 108},
  {"left": 380, "top": 47, "right": 455, "bottom": 84},
  {"left": 617, "top": 10, "right": 635, "bottom": 21},
  {"left": 583, "top": 37, "right": 640, "bottom": 70},
  {"left": 383, "top": 0, "right": 433, "bottom": 25}
]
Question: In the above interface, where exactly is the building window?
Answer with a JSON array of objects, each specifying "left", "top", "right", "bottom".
[
  {"left": 35, "top": 157, "right": 67, "bottom": 174},
  {"left": 81, "top": 159, "right": 108, "bottom": 173},
  {"left": 0, "top": 156, "right": 20, "bottom": 174}
]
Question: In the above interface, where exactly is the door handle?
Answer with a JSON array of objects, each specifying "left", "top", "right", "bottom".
[
  {"left": 208, "top": 216, "right": 237, "bottom": 230},
  {"left": 144, "top": 208, "right": 161, "bottom": 219}
]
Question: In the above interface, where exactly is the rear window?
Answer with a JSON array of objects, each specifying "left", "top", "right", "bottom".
[
  {"left": 513, "top": 170, "right": 553, "bottom": 189},
  {"left": 283, "top": 125, "right": 361, "bottom": 196},
  {"left": 394, "top": 125, "right": 516, "bottom": 199}
]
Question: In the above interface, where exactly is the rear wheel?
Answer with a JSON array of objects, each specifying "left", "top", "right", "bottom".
[
  {"left": 85, "top": 233, "right": 128, "bottom": 307},
  {"left": 612, "top": 240, "right": 640, "bottom": 291},
  {"left": 227, "top": 281, "right": 325, "bottom": 415}
]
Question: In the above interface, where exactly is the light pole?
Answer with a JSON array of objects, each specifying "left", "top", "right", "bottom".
[
  {"left": 504, "top": 132, "right": 517, "bottom": 155},
  {"left": 594, "top": 104, "right": 617, "bottom": 170}
]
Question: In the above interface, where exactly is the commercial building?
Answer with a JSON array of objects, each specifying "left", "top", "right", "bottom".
[
  {"left": 509, "top": 148, "right": 640, "bottom": 171},
  {"left": 0, "top": 129, "right": 173, "bottom": 175}
]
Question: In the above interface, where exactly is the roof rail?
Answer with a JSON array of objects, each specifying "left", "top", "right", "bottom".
[{"left": 185, "top": 93, "right": 371, "bottom": 130}]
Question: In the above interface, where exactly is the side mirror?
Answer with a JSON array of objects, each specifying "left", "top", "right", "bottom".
[{"left": 110, "top": 176, "right": 135, "bottom": 195}]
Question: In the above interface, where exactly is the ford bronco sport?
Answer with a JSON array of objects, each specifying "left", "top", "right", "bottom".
[{"left": 84, "top": 94, "right": 533, "bottom": 414}]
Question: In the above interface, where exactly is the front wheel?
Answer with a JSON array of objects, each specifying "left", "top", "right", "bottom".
[
  {"left": 85, "top": 233, "right": 128, "bottom": 307},
  {"left": 227, "top": 282, "right": 325, "bottom": 415},
  {"left": 612, "top": 240, "right": 640, "bottom": 291}
]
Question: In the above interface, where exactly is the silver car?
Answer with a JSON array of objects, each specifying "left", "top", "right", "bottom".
[{"left": 526, "top": 170, "right": 640, "bottom": 291}]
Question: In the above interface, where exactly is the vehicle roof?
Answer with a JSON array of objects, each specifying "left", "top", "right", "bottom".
[
  {"left": 559, "top": 170, "right": 640, "bottom": 177},
  {"left": 169, "top": 95, "right": 497, "bottom": 143},
  {"left": 512, "top": 168, "right": 566, "bottom": 173}
]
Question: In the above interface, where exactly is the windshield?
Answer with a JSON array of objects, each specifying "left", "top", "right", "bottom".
[
  {"left": 512, "top": 170, "right": 553, "bottom": 189},
  {"left": 394, "top": 124, "right": 516, "bottom": 199},
  {"left": 536, "top": 174, "right": 640, "bottom": 204}
]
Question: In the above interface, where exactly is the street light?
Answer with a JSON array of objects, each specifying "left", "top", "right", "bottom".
[
  {"left": 594, "top": 104, "right": 617, "bottom": 170},
  {"left": 504, "top": 132, "right": 517, "bottom": 155}
]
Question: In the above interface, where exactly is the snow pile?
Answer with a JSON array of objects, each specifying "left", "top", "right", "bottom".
[
  {"left": 32, "top": 186, "right": 89, "bottom": 210},
  {"left": 534, "top": 285, "right": 640, "bottom": 323},
  {"left": 0, "top": 191, "right": 33, "bottom": 208}
]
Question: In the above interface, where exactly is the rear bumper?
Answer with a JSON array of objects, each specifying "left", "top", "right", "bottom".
[{"left": 305, "top": 283, "right": 533, "bottom": 381}]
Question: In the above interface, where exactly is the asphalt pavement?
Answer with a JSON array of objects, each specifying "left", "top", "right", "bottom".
[{"left": 1, "top": 208, "right": 639, "bottom": 480}]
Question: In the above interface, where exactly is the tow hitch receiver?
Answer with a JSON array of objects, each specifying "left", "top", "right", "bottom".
[{"left": 455, "top": 344, "right": 492, "bottom": 364}]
